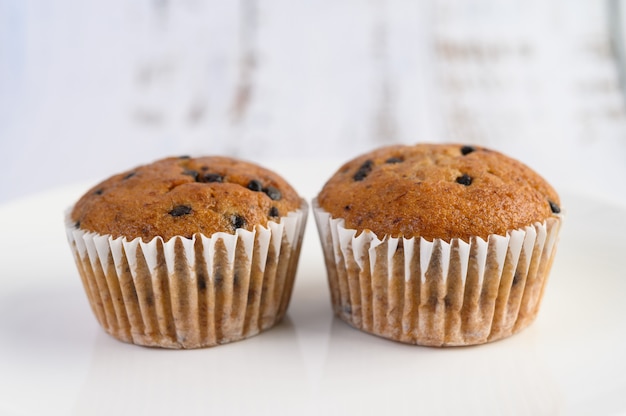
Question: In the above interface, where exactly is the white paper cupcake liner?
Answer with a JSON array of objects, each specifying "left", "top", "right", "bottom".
[
  {"left": 313, "top": 199, "right": 562, "bottom": 346},
  {"left": 66, "top": 201, "right": 308, "bottom": 349}
]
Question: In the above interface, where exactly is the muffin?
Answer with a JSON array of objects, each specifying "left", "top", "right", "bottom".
[
  {"left": 313, "top": 143, "right": 562, "bottom": 346},
  {"left": 66, "top": 156, "right": 308, "bottom": 348}
]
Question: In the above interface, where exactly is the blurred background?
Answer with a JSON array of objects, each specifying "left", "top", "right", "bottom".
[{"left": 1, "top": 0, "right": 625, "bottom": 204}]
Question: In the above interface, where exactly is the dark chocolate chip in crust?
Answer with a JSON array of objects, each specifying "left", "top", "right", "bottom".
[
  {"left": 456, "top": 174, "right": 472, "bottom": 186},
  {"left": 385, "top": 157, "right": 403, "bottom": 164},
  {"left": 179, "top": 155, "right": 191, "bottom": 159},
  {"left": 263, "top": 186, "right": 281, "bottom": 201},
  {"left": 353, "top": 160, "right": 374, "bottom": 181},
  {"left": 269, "top": 206, "right": 280, "bottom": 217},
  {"left": 169, "top": 205, "right": 193, "bottom": 217},
  {"left": 549, "top": 200, "right": 561, "bottom": 214},
  {"left": 247, "top": 179, "right": 263, "bottom": 192},
  {"left": 74, "top": 221, "right": 81, "bottom": 229},
  {"left": 344, "top": 205, "right": 351, "bottom": 211},
  {"left": 460, "top": 145, "right": 476, "bottom": 155},
  {"left": 94, "top": 188, "right": 104, "bottom": 195},
  {"left": 231, "top": 214, "right": 246, "bottom": 229},
  {"left": 204, "top": 173, "right": 223, "bottom": 183},
  {"left": 182, "top": 169, "right": 199, "bottom": 181},
  {"left": 123, "top": 172, "right": 136, "bottom": 180}
]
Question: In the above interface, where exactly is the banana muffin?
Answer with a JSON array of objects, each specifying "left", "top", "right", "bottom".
[
  {"left": 314, "top": 143, "right": 562, "bottom": 346},
  {"left": 66, "top": 155, "right": 308, "bottom": 349}
]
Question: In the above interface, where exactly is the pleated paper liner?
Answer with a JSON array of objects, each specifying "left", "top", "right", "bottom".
[
  {"left": 313, "top": 199, "right": 562, "bottom": 346},
  {"left": 66, "top": 201, "right": 308, "bottom": 349}
]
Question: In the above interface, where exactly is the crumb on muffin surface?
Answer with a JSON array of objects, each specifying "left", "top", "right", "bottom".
[
  {"left": 71, "top": 156, "right": 302, "bottom": 241},
  {"left": 317, "top": 143, "right": 560, "bottom": 242}
]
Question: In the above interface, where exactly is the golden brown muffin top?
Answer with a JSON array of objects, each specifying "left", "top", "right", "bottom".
[
  {"left": 71, "top": 156, "right": 302, "bottom": 241},
  {"left": 317, "top": 143, "right": 561, "bottom": 241}
]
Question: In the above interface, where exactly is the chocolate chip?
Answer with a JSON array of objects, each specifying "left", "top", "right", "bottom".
[
  {"left": 204, "top": 173, "right": 223, "bottom": 183},
  {"left": 247, "top": 179, "right": 263, "bottom": 192},
  {"left": 344, "top": 205, "right": 351, "bottom": 211},
  {"left": 182, "top": 169, "right": 199, "bottom": 181},
  {"left": 263, "top": 186, "right": 281, "bottom": 201},
  {"left": 353, "top": 160, "right": 374, "bottom": 181},
  {"left": 74, "top": 221, "right": 81, "bottom": 228},
  {"left": 231, "top": 214, "right": 246, "bottom": 229},
  {"left": 179, "top": 155, "right": 191, "bottom": 159},
  {"left": 269, "top": 206, "right": 280, "bottom": 217},
  {"left": 549, "top": 200, "right": 561, "bottom": 214},
  {"left": 456, "top": 174, "right": 472, "bottom": 186},
  {"left": 94, "top": 188, "right": 104, "bottom": 195},
  {"left": 169, "top": 205, "right": 192, "bottom": 217},
  {"left": 385, "top": 157, "right": 403, "bottom": 164},
  {"left": 460, "top": 146, "right": 476, "bottom": 155},
  {"left": 123, "top": 172, "right": 136, "bottom": 180}
]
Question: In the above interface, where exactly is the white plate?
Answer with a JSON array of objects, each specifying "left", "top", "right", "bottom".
[{"left": 1, "top": 167, "right": 625, "bottom": 416}]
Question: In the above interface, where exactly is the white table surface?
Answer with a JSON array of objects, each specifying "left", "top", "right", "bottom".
[{"left": 0, "top": 159, "right": 625, "bottom": 416}]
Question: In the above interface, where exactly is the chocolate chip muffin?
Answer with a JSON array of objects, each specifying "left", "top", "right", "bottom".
[
  {"left": 66, "top": 156, "right": 308, "bottom": 349},
  {"left": 313, "top": 143, "right": 562, "bottom": 346}
]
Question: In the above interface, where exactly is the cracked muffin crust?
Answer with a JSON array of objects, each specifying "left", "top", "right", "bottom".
[
  {"left": 317, "top": 143, "right": 560, "bottom": 241},
  {"left": 71, "top": 156, "right": 302, "bottom": 241}
]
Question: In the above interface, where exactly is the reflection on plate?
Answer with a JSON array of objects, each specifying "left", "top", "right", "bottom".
[{"left": 0, "top": 178, "right": 625, "bottom": 415}]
